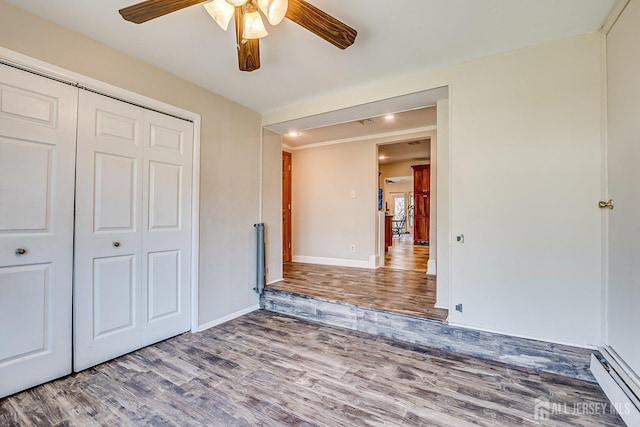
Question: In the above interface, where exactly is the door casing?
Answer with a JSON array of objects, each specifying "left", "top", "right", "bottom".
[{"left": 283, "top": 151, "right": 292, "bottom": 263}]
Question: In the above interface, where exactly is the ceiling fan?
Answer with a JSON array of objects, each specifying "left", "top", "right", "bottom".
[{"left": 119, "top": 0, "right": 357, "bottom": 72}]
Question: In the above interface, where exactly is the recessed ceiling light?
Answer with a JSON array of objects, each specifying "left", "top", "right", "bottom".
[
  {"left": 384, "top": 114, "right": 395, "bottom": 120},
  {"left": 378, "top": 155, "right": 386, "bottom": 160},
  {"left": 287, "top": 131, "right": 301, "bottom": 137}
]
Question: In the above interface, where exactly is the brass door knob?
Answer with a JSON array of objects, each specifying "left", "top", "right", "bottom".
[{"left": 598, "top": 199, "right": 614, "bottom": 210}]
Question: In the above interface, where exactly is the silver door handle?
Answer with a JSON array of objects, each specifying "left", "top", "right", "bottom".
[{"left": 15, "top": 248, "right": 28, "bottom": 255}]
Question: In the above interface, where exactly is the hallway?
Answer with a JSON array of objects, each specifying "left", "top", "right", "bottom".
[{"left": 384, "top": 234, "right": 429, "bottom": 272}]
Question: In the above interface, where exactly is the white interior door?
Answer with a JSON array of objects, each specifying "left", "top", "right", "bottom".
[
  {"left": 141, "top": 110, "right": 192, "bottom": 346},
  {"left": 74, "top": 91, "right": 192, "bottom": 371},
  {"left": 74, "top": 91, "right": 145, "bottom": 371},
  {"left": 0, "top": 64, "right": 77, "bottom": 397},
  {"left": 605, "top": 0, "right": 640, "bottom": 377}
]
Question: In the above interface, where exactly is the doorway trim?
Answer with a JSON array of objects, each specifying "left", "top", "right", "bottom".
[
  {"left": 0, "top": 46, "right": 202, "bottom": 333},
  {"left": 283, "top": 150, "right": 292, "bottom": 262},
  {"left": 377, "top": 131, "right": 435, "bottom": 269},
  {"left": 267, "top": 87, "right": 452, "bottom": 312}
]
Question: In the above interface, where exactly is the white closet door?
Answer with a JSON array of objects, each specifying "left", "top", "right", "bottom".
[
  {"left": 74, "top": 91, "right": 192, "bottom": 371},
  {"left": 0, "top": 65, "right": 77, "bottom": 397},
  {"left": 606, "top": 0, "right": 640, "bottom": 376},
  {"left": 74, "top": 91, "right": 145, "bottom": 371},
  {"left": 141, "top": 110, "right": 192, "bottom": 346}
]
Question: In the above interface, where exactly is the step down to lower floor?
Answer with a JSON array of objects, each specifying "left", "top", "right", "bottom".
[{"left": 261, "top": 288, "right": 597, "bottom": 382}]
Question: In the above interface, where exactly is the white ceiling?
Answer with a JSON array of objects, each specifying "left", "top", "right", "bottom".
[
  {"left": 267, "top": 86, "right": 446, "bottom": 136},
  {"left": 283, "top": 106, "right": 436, "bottom": 148},
  {"left": 5, "top": 0, "right": 616, "bottom": 114}
]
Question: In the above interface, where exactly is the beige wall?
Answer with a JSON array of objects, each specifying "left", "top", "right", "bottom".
[
  {"left": 262, "top": 129, "right": 283, "bottom": 284},
  {"left": 435, "top": 99, "right": 450, "bottom": 305},
  {"left": 380, "top": 159, "right": 430, "bottom": 177},
  {"left": 292, "top": 140, "right": 377, "bottom": 265},
  {"left": 268, "top": 33, "right": 605, "bottom": 347},
  {"left": 0, "top": 1, "right": 262, "bottom": 326},
  {"left": 291, "top": 134, "right": 436, "bottom": 268}
]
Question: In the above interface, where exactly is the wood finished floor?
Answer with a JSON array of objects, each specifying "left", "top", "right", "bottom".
[
  {"left": 0, "top": 311, "right": 622, "bottom": 426},
  {"left": 384, "top": 234, "right": 429, "bottom": 272},
  {"left": 271, "top": 262, "right": 448, "bottom": 322}
]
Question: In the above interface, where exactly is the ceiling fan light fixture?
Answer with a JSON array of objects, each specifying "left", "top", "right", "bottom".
[
  {"left": 257, "top": 0, "right": 288, "bottom": 25},
  {"left": 204, "top": 0, "right": 235, "bottom": 31},
  {"left": 243, "top": 10, "right": 269, "bottom": 39},
  {"left": 119, "top": 0, "right": 357, "bottom": 71}
]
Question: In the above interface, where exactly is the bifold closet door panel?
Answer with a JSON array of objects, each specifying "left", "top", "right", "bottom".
[
  {"left": 74, "top": 91, "right": 145, "bottom": 371},
  {"left": 0, "top": 64, "right": 77, "bottom": 397},
  {"left": 74, "top": 91, "right": 193, "bottom": 371},
  {"left": 141, "top": 110, "right": 192, "bottom": 346}
]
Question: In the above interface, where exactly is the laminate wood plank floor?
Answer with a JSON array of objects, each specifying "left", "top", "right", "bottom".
[
  {"left": 384, "top": 234, "right": 429, "bottom": 272},
  {"left": 0, "top": 311, "right": 623, "bottom": 426},
  {"left": 271, "top": 262, "right": 448, "bottom": 322}
]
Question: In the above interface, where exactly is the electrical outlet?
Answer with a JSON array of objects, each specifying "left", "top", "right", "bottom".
[
  {"left": 350, "top": 244, "right": 356, "bottom": 252},
  {"left": 350, "top": 190, "right": 356, "bottom": 198}
]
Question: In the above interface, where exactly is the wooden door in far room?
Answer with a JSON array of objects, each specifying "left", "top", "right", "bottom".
[
  {"left": 283, "top": 151, "right": 292, "bottom": 262},
  {"left": 412, "top": 165, "right": 430, "bottom": 245}
]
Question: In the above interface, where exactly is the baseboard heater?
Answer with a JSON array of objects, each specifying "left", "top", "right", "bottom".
[
  {"left": 253, "top": 223, "right": 266, "bottom": 295},
  {"left": 591, "top": 348, "right": 640, "bottom": 426}
]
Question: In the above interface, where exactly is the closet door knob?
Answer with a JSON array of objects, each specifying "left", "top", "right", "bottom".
[
  {"left": 113, "top": 241, "right": 121, "bottom": 248},
  {"left": 15, "top": 248, "right": 28, "bottom": 255}
]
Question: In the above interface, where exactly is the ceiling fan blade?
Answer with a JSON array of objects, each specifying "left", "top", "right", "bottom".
[
  {"left": 234, "top": 8, "right": 261, "bottom": 72},
  {"left": 285, "top": 0, "right": 357, "bottom": 50},
  {"left": 119, "top": 0, "right": 207, "bottom": 24}
]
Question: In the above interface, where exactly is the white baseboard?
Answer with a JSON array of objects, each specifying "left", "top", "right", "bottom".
[
  {"left": 435, "top": 293, "right": 449, "bottom": 310},
  {"left": 373, "top": 255, "right": 382, "bottom": 268},
  {"left": 591, "top": 354, "right": 640, "bottom": 426},
  {"left": 427, "top": 259, "right": 437, "bottom": 275},
  {"left": 196, "top": 304, "right": 260, "bottom": 332},
  {"left": 293, "top": 255, "right": 376, "bottom": 269},
  {"left": 370, "top": 255, "right": 380, "bottom": 269}
]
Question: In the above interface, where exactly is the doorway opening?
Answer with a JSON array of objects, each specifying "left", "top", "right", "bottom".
[
  {"left": 265, "top": 87, "right": 450, "bottom": 322},
  {"left": 378, "top": 137, "right": 431, "bottom": 272}
]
